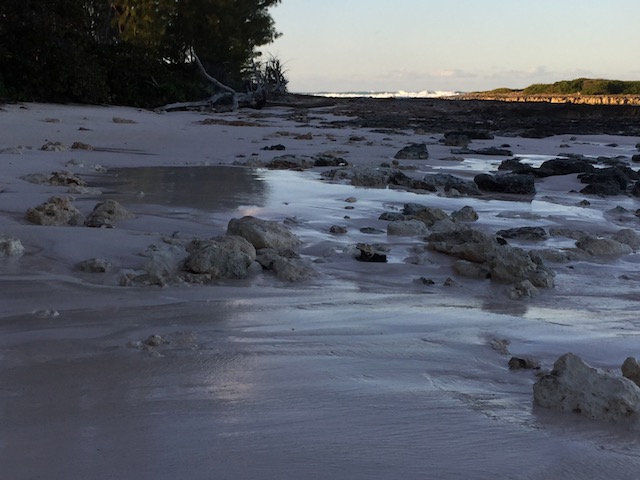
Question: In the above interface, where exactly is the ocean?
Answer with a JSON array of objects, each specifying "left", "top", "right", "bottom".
[{"left": 307, "top": 90, "right": 461, "bottom": 99}]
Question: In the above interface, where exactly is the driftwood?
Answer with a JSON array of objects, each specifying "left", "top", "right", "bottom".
[{"left": 158, "top": 50, "right": 265, "bottom": 112}]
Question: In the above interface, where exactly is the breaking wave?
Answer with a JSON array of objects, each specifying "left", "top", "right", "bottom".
[{"left": 307, "top": 90, "right": 461, "bottom": 99}]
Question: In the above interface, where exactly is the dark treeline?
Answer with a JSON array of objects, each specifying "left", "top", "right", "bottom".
[{"left": 0, "top": 0, "right": 282, "bottom": 106}]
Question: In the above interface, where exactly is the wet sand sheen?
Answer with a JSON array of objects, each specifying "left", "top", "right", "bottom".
[{"left": 1, "top": 102, "right": 640, "bottom": 478}]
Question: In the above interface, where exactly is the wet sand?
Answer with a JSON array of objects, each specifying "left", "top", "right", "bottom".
[{"left": 1, "top": 101, "right": 640, "bottom": 479}]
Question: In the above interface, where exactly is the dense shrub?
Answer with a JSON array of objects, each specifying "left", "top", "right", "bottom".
[{"left": 522, "top": 78, "right": 640, "bottom": 96}]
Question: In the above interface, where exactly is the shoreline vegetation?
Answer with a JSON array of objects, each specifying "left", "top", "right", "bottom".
[{"left": 459, "top": 78, "right": 640, "bottom": 106}]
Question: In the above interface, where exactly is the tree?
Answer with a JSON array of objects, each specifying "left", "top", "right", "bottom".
[
  {"left": 113, "top": 0, "right": 282, "bottom": 87},
  {"left": 0, "top": 0, "right": 283, "bottom": 106},
  {"left": 0, "top": 0, "right": 110, "bottom": 102}
]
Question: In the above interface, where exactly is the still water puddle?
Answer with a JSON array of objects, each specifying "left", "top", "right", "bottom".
[{"left": 95, "top": 166, "right": 270, "bottom": 212}]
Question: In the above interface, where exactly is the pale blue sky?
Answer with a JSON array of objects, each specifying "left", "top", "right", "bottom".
[{"left": 262, "top": 0, "right": 640, "bottom": 92}]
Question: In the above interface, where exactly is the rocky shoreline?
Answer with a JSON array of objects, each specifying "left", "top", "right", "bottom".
[
  {"left": 459, "top": 92, "right": 640, "bottom": 106},
  {"left": 329, "top": 96, "right": 640, "bottom": 138}
]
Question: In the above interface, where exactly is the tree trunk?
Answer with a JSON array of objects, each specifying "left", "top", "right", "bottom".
[{"left": 157, "top": 50, "right": 265, "bottom": 112}]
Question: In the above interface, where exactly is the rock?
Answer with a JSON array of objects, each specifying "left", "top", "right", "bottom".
[
  {"left": 226, "top": 216, "right": 301, "bottom": 252},
  {"left": 447, "top": 130, "right": 494, "bottom": 140},
  {"left": 256, "top": 248, "right": 313, "bottom": 282},
  {"left": 360, "top": 227, "right": 385, "bottom": 234},
  {"left": 450, "top": 206, "right": 479, "bottom": 222},
  {"left": 41, "top": 141, "right": 67, "bottom": 151},
  {"left": 344, "top": 196, "right": 357, "bottom": 203},
  {"left": 183, "top": 236, "right": 258, "bottom": 280},
  {"left": 0, "top": 237, "right": 24, "bottom": 256},
  {"left": 530, "top": 248, "right": 583, "bottom": 263},
  {"left": 138, "top": 243, "right": 190, "bottom": 285},
  {"left": 394, "top": 143, "right": 429, "bottom": 160},
  {"left": 265, "top": 155, "right": 314, "bottom": 170},
  {"left": 536, "top": 158, "right": 595, "bottom": 177},
  {"left": 26, "top": 196, "right": 85, "bottom": 226},
  {"left": 474, "top": 173, "right": 536, "bottom": 195},
  {"left": 313, "top": 153, "right": 347, "bottom": 167},
  {"left": 508, "top": 356, "right": 540, "bottom": 370},
  {"left": 355, "top": 243, "right": 387, "bottom": 262},
  {"left": 452, "top": 147, "right": 512, "bottom": 156},
  {"left": 612, "top": 229, "right": 640, "bottom": 250},
  {"left": 403, "top": 203, "right": 448, "bottom": 226},
  {"left": 498, "top": 158, "right": 537, "bottom": 175},
  {"left": 452, "top": 259, "right": 490, "bottom": 279},
  {"left": 388, "top": 170, "right": 437, "bottom": 192},
  {"left": 113, "top": 117, "right": 136, "bottom": 124},
  {"left": 422, "top": 173, "right": 482, "bottom": 196},
  {"left": 71, "top": 141, "right": 93, "bottom": 150},
  {"left": 49, "top": 171, "right": 87, "bottom": 187},
  {"left": 443, "top": 277, "right": 461, "bottom": 287},
  {"left": 579, "top": 166, "right": 633, "bottom": 196},
  {"left": 379, "top": 212, "right": 406, "bottom": 222},
  {"left": 622, "top": 357, "right": 640, "bottom": 388},
  {"left": 575, "top": 235, "right": 633, "bottom": 256},
  {"left": 489, "top": 245, "right": 555, "bottom": 288},
  {"left": 75, "top": 258, "right": 111, "bottom": 273},
  {"left": 442, "top": 132, "right": 469, "bottom": 147},
  {"left": 490, "top": 338, "right": 511, "bottom": 355},
  {"left": 387, "top": 220, "right": 429, "bottom": 236},
  {"left": 533, "top": 353, "right": 640, "bottom": 426},
  {"left": 473, "top": 147, "right": 513, "bottom": 156},
  {"left": 262, "top": 144, "right": 286, "bottom": 151},
  {"left": 632, "top": 154, "right": 640, "bottom": 163},
  {"left": 143, "top": 334, "right": 164, "bottom": 347},
  {"left": 350, "top": 165, "right": 390, "bottom": 188},
  {"left": 329, "top": 225, "right": 348, "bottom": 234},
  {"left": 506, "top": 280, "right": 540, "bottom": 299},
  {"left": 496, "top": 226, "right": 548, "bottom": 241},
  {"left": 428, "top": 227, "right": 499, "bottom": 263},
  {"left": 85, "top": 199, "right": 132, "bottom": 228}
]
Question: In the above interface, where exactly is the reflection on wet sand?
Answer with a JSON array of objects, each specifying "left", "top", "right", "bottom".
[{"left": 95, "top": 166, "right": 270, "bottom": 212}]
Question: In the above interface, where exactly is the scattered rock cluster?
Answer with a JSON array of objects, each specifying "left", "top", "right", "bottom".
[
  {"left": 499, "top": 155, "right": 640, "bottom": 197},
  {"left": 25, "top": 197, "right": 132, "bottom": 228},
  {"left": 120, "top": 216, "right": 313, "bottom": 287}
]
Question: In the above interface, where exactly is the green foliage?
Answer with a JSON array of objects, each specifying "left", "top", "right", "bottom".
[
  {"left": 486, "top": 88, "right": 517, "bottom": 94},
  {"left": 250, "top": 55, "right": 289, "bottom": 97},
  {"left": 522, "top": 78, "right": 640, "bottom": 96},
  {"left": 0, "top": 0, "right": 284, "bottom": 106}
]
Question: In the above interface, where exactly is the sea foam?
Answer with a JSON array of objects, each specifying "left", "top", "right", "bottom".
[{"left": 307, "top": 90, "right": 460, "bottom": 99}]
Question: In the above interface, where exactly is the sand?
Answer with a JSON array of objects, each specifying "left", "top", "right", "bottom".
[{"left": 1, "top": 101, "right": 640, "bottom": 479}]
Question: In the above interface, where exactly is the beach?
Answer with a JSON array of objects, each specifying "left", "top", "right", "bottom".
[{"left": 2, "top": 99, "right": 640, "bottom": 479}]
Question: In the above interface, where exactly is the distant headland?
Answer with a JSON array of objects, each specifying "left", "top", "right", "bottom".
[{"left": 459, "top": 78, "right": 640, "bottom": 106}]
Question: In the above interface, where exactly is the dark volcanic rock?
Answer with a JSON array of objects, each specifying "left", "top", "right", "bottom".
[
  {"left": 498, "top": 159, "right": 537, "bottom": 175},
  {"left": 313, "top": 153, "right": 348, "bottom": 167},
  {"left": 332, "top": 97, "right": 640, "bottom": 137},
  {"left": 496, "top": 227, "right": 548, "bottom": 241},
  {"left": 452, "top": 147, "right": 513, "bottom": 156},
  {"left": 442, "top": 132, "right": 469, "bottom": 147},
  {"left": 394, "top": 143, "right": 429, "bottom": 160},
  {"left": 579, "top": 166, "right": 635, "bottom": 196},
  {"left": 422, "top": 173, "right": 482, "bottom": 196},
  {"left": 356, "top": 243, "right": 388, "bottom": 262},
  {"left": 388, "top": 170, "right": 437, "bottom": 191},
  {"left": 536, "top": 158, "right": 595, "bottom": 177},
  {"left": 474, "top": 173, "right": 536, "bottom": 195}
]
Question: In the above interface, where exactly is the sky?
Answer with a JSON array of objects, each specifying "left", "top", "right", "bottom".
[{"left": 261, "top": 0, "right": 640, "bottom": 93}]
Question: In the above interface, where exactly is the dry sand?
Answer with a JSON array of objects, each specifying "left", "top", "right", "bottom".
[{"left": 1, "top": 101, "right": 640, "bottom": 479}]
